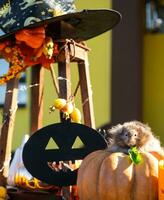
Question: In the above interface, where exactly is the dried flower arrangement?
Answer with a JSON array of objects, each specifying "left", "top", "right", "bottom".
[{"left": 0, "top": 26, "right": 59, "bottom": 84}]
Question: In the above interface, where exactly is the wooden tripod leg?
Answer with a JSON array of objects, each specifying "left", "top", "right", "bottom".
[
  {"left": 30, "top": 65, "right": 44, "bottom": 134},
  {"left": 0, "top": 78, "right": 19, "bottom": 185},
  {"left": 58, "top": 44, "right": 71, "bottom": 200},
  {"left": 78, "top": 53, "right": 95, "bottom": 129},
  {"left": 58, "top": 44, "right": 71, "bottom": 119}
]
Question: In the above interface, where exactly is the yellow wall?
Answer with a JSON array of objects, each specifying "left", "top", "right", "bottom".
[
  {"left": 143, "top": 33, "right": 164, "bottom": 144},
  {"left": 0, "top": 0, "right": 112, "bottom": 150}
]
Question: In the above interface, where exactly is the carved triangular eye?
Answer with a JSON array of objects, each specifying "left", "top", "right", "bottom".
[
  {"left": 72, "top": 136, "right": 85, "bottom": 149},
  {"left": 45, "top": 137, "right": 59, "bottom": 150}
]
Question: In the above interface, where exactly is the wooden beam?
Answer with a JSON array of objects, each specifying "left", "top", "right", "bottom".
[
  {"left": 78, "top": 53, "right": 95, "bottom": 128},
  {"left": 58, "top": 44, "right": 71, "bottom": 100},
  {"left": 58, "top": 43, "right": 71, "bottom": 200},
  {"left": 30, "top": 65, "right": 44, "bottom": 134},
  {"left": 0, "top": 78, "right": 19, "bottom": 185},
  {"left": 69, "top": 41, "right": 90, "bottom": 61}
]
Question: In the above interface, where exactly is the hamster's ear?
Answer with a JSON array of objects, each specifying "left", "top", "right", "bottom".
[
  {"left": 108, "top": 124, "right": 123, "bottom": 135},
  {"left": 137, "top": 126, "right": 152, "bottom": 142},
  {"left": 133, "top": 121, "right": 152, "bottom": 133},
  {"left": 136, "top": 122, "right": 153, "bottom": 137}
]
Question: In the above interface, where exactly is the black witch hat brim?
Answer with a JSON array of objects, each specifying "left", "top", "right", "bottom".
[{"left": 0, "top": 9, "right": 121, "bottom": 42}]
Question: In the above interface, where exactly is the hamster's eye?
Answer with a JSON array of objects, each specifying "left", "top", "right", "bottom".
[
  {"left": 134, "top": 134, "right": 137, "bottom": 136},
  {"left": 125, "top": 133, "right": 128, "bottom": 137}
]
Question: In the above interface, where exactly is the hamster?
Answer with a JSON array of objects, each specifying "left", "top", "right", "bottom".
[{"left": 106, "top": 121, "right": 164, "bottom": 156}]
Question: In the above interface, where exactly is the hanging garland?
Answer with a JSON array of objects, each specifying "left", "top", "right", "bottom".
[{"left": 0, "top": 26, "right": 59, "bottom": 84}]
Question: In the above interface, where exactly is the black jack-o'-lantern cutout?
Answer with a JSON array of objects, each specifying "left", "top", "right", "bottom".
[{"left": 23, "top": 122, "right": 107, "bottom": 186}]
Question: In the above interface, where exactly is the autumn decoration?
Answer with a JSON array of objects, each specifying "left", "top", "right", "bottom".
[
  {"left": 50, "top": 98, "right": 82, "bottom": 123},
  {"left": 0, "top": 26, "right": 59, "bottom": 84},
  {"left": 77, "top": 150, "right": 159, "bottom": 200},
  {"left": 0, "top": 186, "right": 7, "bottom": 200},
  {"left": 159, "top": 160, "right": 164, "bottom": 200},
  {"left": 15, "top": 173, "right": 54, "bottom": 191}
]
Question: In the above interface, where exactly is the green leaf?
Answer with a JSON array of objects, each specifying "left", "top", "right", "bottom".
[{"left": 128, "top": 147, "right": 142, "bottom": 165}]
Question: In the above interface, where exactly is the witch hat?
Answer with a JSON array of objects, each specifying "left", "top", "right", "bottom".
[{"left": 0, "top": 0, "right": 121, "bottom": 42}]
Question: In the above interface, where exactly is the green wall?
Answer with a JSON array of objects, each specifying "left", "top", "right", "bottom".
[
  {"left": 143, "top": 33, "right": 164, "bottom": 144},
  {"left": 4, "top": 1, "right": 164, "bottom": 150},
  {"left": 0, "top": 0, "right": 112, "bottom": 150},
  {"left": 44, "top": 1, "right": 112, "bottom": 130}
]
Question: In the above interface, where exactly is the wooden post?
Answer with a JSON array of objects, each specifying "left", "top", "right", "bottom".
[
  {"left": 30, "top": 65, "right": 44, "bottom": 134},
  {"left": 78, "top": 53, "right": 95, "bottom": 128},
  {"left": 0, "top": 78, "right": 19, "bottom": 185},
  {"left": 57, "top": 41, "right": 95, "bottom": 199},
  {"left": 58, "top": 43, "right": 71, "bottom": 200},
  {"left": 64, "top": 40, "right": 95, "bottom": 128},
  {"left": 58, "top": 43, "right": 71, "bottom": 119},
  {"left": 58, "top": 46, "right": 71, "bottom": 98}
]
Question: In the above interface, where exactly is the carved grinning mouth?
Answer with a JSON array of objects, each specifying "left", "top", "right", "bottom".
[
  {"left": 46, "top": 136, "right": 83, "bottom": 172},
  {"left": 47, "top": 160, "right": 82, "bottom": 173}
]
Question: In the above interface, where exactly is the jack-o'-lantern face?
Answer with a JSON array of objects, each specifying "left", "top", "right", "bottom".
[{"left": 23, "top": 122, "right": 107, "bottom": 186}]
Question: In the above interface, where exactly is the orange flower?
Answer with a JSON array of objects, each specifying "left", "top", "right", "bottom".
[{"left": 15, "top": 27, "right": 45, "bottom": 48}]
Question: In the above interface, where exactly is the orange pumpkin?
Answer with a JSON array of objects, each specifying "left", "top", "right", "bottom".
[
  {"left": 15, "top": 27, "right": 45, "bottom": 48},
  {"left": 77, "top": 150, "right": 159, "bottom": 200},
  {"left": 159, "top": 160, "right": 164, "bottom": 200}
]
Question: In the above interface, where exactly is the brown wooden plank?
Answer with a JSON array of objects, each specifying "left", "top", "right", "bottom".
[
  {"left": 58, "top": 43, "right": 71, "bottom": 199},
  {"left": 50, "top": 65, "right": 59, "bottom": 96},
  {"left": 58, "top": 44, "right": 71, "bottom": 100},
  {"left": 57, "top": 40, "right": 90, "bottom": 62},
  {"left": 69, "top": 42, "right": 90, "bottom": 61},
  {"left": 78, "top": 54, "right": 95, "bottom": 128},
  {"left": 0, "top": 77, "right": 19, "bottom": 185},
  {"left": 30, "top": 65, "right": 44, "bottom": 134},
  {"left": 70, "top": 44, "right": 86, "bottom": 61}
]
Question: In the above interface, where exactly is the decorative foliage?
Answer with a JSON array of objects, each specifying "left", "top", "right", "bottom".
[
  {"left": 128, "top": 147, "right": 142, "bottom": 165},
  {"left": 0, "top": 26, "right": 59, "bottom": 84}
]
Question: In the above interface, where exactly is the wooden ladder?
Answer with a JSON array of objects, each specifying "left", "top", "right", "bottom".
[{"left": 0, "top": 40, "right": 95, "bottom": 199}]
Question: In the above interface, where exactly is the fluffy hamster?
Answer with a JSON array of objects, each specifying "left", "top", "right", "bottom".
[{"left": 106, "top": 121, "right": 164, "bottom": 156}]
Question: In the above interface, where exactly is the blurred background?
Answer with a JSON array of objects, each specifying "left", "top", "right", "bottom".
[{"left": 1, "top": 0, "right": 164, "bottom": 149}]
